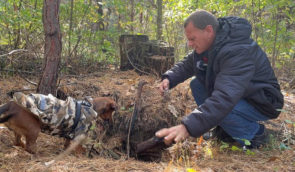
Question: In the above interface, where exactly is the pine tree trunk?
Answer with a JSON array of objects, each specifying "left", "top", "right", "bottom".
[{"left": 37, "top": 0, "right": 62, "bottom": 95}]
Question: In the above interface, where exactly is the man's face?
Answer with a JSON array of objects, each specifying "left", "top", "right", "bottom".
[{"left": 184, "top": 22, "right": 214, "bottom": 54}]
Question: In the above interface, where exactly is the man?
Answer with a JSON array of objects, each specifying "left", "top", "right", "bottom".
[{"left": 156, "top": 9, "right": 284, "bottom": 148}]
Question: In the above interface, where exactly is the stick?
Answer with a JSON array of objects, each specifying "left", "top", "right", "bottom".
[
  {"left": 0, "top": 49, "right": 28, "bottom": 58},
  {"left": 136, "top": 136, "right": 165, "bottom": 154},
  {"left": 126, "top": 80, "right": 147, "bottom": 158}
]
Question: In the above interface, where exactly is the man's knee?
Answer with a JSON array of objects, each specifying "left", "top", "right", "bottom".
[
  {"left": 190, "top": 78, "right": 196, "bottom": 90},
  {"left": 190, "top": 77, "right": 202, "bottom": 91}
]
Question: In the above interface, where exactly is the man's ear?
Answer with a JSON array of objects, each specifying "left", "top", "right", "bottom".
[
  {"left": 204, "top": 25, "right": 214, "bottom": 34},
  {"left": 204, "top": 25, "right": 215, "bottom": 41}
]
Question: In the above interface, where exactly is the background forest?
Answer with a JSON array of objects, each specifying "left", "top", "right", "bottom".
[{"left": 0, "top": 0, "right": 294, "bottom": 78}]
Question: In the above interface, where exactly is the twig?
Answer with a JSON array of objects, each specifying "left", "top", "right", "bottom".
[
  {"left": 0, "top": 68, "right": 38, "bottom": 86},
  {"left": 263, "top": 120, "right": 281, "bottom": 128},
  {"left": 0, "top": 49, "right": 28, "bottom": 58},
  {"left": 127, "top": 80, "right": 147, "bottom": 158},
  {"left": 20, "top": 76, "right": 38, "bottom": 86}
]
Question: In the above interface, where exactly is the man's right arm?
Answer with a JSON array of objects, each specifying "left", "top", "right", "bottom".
[{"left": 162, "top": 51, "right": 195, "bottom": 89}]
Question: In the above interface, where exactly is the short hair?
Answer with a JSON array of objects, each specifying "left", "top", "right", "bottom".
[{"left": 184, "top": 9, "right": 219, "bottom": 32}]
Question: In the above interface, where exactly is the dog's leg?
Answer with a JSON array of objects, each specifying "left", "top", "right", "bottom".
[
  {"left": 24, "top": 129, "right": 39, "bottom": 154},
  {"left": 64, "top": 138, "right": 71, "bottom": 150},
  {"left": 25, "top": 135, "right": 37, "bottom": 154},
  {"left": 14, "top": 132, "right": 25, "bottom": 148}
]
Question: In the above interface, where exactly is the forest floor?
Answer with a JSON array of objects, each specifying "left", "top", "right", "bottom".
[{"left": 0, "top": 69, "right": 294, "bottom": 172}]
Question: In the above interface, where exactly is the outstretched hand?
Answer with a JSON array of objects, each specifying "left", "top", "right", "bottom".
[
  {"left": 155, "top": 124, "right": 190, "bottom": 145},
  {"left": 159, "top": 78, "right": 170, "bottom": 95}
]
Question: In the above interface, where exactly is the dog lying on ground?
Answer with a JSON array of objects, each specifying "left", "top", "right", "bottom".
[{"left": 0, "top": 92, "right": 116, "bottom": 154}]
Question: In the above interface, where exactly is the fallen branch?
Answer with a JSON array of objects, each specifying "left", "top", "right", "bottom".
[
  {"left": 20, "top": 76, "right": 38, "bottom": 86},
  {"left": 136, "top": 136, "right": 165, "bottom": 154},
  {"left": 127, "top": 80, "right": 147, "bottom": 158},
  {"left": 0, "top": 49, "right": 28, "bottom": 58}
]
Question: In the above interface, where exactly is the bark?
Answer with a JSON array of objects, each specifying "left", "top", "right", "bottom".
[{"left": 37, "top": 0, "right": 62, "bottom": 95}]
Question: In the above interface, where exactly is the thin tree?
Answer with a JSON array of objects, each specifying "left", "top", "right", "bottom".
[
  {"left": 37, "top": 0, "right": 62, "bottom": 95},
  {"left": 67, "top": 0, "right": 74, "bottom": 65},
  {"left": 130, "top": 0, "right": 134, "bottom": 33},
  {"left": 156, "top": 0, "right": 163, "bottom": 40}
]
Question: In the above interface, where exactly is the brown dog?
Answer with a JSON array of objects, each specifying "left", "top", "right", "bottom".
[{"left": 0, "top": 96, "right": 116, "bottom": 154}]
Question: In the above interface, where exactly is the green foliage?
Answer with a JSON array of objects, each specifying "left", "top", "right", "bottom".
[
  {"left": 245, "top": 149, "right": 255, "bottom": 155},
  {"left": 219, "top": 141, "right": 229, "bottom": 151},
  {"left": 242, "top": 139, "right": 251, "bottom": 146},
  {"left": 0, "top": 0, "right": 43, "bottom": 48},
  {"left": 231, "top": 145, "right": 242, "bottom": 152},
  {"left": 0, "top": 0, "right": 294, "bottom": 75},
  {"left": 219, "top": 141, "right": 255, "bottom": 155},
  {"left": 279, "top": 142, "right": 290, "bottom": 151}
]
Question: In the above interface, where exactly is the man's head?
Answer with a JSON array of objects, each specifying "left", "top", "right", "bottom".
[{"left": 184, "top": 9, "right": 219, "bottom": 54}]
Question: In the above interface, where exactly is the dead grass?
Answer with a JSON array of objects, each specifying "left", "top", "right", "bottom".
[{"left": 0, "top": 69, "right": 294, "bottom": 172}]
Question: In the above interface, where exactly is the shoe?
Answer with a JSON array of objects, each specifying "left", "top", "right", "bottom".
[
  {"left": 203, "top": 126, "right": 235, "bottom": 143},
  {"left": 246, "top": 124, "right": 267, "bottom": 149}
]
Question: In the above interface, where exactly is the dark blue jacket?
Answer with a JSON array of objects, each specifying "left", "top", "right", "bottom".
[{"left": 162, "top": 17, "right": 284, "bottom": 138}]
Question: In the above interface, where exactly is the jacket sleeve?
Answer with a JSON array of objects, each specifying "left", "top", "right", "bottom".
[
  {"left": 182, "top": 48, "right": 256, "bottom": 137},
  {"left": 162, "top": 52, "right": 195, "bottom": 89}
]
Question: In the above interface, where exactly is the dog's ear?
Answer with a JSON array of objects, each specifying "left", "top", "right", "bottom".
[
  {"left": 95, "top": 101, "right": 116, "bottom": 115},
  {"left": 7, "top": 90, "right": 16, "bottom": 98},
  {"left": 56, "top": 89, "right": 68, "bottom": 100},
  {"left": 110, "top": 102, "right": 117, "bottom": 110},
  {"left": 92, "top": 97, "right": 117, "bottom": 122}
]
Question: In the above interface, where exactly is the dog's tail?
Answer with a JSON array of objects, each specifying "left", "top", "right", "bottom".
[{"left": 0, "top": 102, "right": 13, "bottom": 123}]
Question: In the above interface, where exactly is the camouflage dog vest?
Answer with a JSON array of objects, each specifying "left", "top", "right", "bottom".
[{"left": 13, "top": 92, "right": 97, "bottom": 139}]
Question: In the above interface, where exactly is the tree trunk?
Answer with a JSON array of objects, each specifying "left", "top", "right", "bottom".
[
  {"left": 271, "top": 12, "right": 279, "bottom": 69},
  {"left": 37, "top": 0, "right": 62, "bottom": 95},
  {"left": 13, "top": 0, "right": 23, "bottom": 49},
  {"left": 130, "top": 0, "right": 134, "bottom": 33},
  {"left": 67, "top": 0, "right": 74, "bottom": 64},
  {"left": 156, "top": 0, "right": 163, "bottom": 40}
]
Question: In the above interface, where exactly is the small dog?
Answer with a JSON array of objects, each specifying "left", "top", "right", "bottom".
[{"left": 0, "top": 92, "right": 116, "bottom": 154}]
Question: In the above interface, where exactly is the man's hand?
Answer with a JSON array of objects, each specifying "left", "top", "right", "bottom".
[
  {"left": 159, "top": 78, "right": 170, "bottom": 95},
  {"left": 155, "top": 124, "right": 189, "bottom": 145}
]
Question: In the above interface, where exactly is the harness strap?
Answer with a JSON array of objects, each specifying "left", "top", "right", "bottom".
[
  {"left": 69, "top": 100, "right": 93, "bottom": 137},
  {"left": 71, "top": 100, "right": 82, "bottom": 132}
]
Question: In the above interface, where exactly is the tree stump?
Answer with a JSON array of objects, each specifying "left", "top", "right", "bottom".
[{"left": 119, "top": 34, "right": 174, "bottom": 76}]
